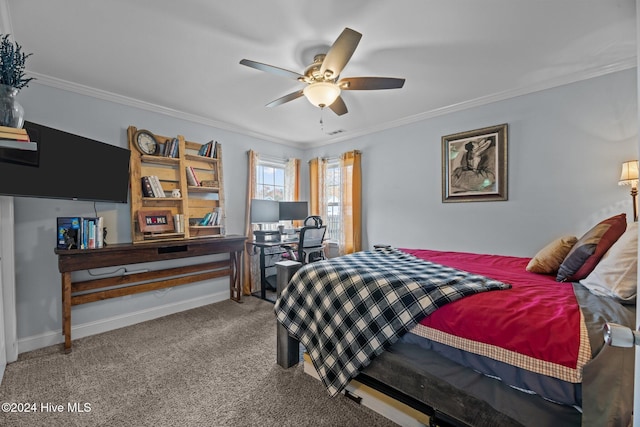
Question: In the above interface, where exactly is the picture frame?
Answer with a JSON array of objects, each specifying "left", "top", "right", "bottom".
[
  {"left": 441, "top": 123, "right": 508, "bottom": 203},
  {"left": 137, "top": 209, "right": 174, "bottom": 233}
]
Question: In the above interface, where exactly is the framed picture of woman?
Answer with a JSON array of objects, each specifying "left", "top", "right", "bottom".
[{"left": 441, "top": 123, "right": 508, "bottom": 202}]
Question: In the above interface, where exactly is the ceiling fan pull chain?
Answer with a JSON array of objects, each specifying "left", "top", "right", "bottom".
[{"left": 319, "top": 108, "right": 324, "bottom": 132}]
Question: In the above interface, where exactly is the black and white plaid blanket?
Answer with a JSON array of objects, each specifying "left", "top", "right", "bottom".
[{"left": 274, "top": 247, "right": 511, "bottom": 396}]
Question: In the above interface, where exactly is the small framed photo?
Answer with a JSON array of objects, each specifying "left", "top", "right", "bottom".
[
  {"left": 441, "top": 123, "right": 508, "bottom": 203},
  {"left": 137, "top": 210, "right": 174, "bottom": 233}
]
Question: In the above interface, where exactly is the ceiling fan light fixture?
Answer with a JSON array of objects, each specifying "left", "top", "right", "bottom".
[
  {"left": 240, "top": 27, "right": 405, "bottom": 116},
  {"left": 303, "top": 82, "right": 341, "bottom": 108}
]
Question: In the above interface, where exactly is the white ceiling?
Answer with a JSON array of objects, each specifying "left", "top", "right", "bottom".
[{"left": 2, "top": 0, "right": 637, "bottom": 148}]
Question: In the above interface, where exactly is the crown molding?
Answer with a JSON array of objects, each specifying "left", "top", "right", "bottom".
[
  {"left": 27, "top": 71, "right": 297, "bottom": 147},
  {"left": 0, "top": 0, "right": 13, "bottom": 35},
  {"left": 28, "top": 58, "right": 636, "bottom": 151},
  {"left": 305, "top": 58, "right": 638, "bottom": 149}
]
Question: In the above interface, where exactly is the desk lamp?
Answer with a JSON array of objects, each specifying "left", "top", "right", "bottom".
[{"left": 618, "top": 160, "right": 639, "bottom": 222}]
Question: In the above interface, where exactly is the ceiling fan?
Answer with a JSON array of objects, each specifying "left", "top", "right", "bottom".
[{"left": 239, "top": 27, "right": 405, "bottom": 116}]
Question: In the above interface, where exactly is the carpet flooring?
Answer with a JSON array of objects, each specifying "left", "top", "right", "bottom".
[{"left": 0, "top": 296, "right": 399, "bottom": 427}]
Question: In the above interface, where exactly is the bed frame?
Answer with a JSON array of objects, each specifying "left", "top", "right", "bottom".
[{"left": 273, "top": 260, "right": 624, "bottom": 427}]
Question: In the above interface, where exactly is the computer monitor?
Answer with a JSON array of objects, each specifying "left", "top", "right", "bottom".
[
  {"left": 279, "top": 201, "right": 309, "bottom": 221},
  {"left": 250, "top": 199, "right": 280, "bottom": 223}
]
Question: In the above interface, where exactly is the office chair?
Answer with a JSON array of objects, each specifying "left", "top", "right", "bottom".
[{"left": 282, "top": 216, "right": 326, "bottom": 264}]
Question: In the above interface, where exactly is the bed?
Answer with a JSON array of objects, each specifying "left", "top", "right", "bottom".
[{"left": 273, "top": 214, "right": 636, "bottom": 427}]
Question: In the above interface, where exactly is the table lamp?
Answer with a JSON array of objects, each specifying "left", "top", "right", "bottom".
[{"left": 618, "top": 160, "right": 638, "bottom": 222}]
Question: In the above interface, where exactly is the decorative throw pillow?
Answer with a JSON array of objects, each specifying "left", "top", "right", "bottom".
[
  {"left": 556, "top": 213, "right": 627, "bottom": 282},
  {"left": 526, "top": 235, "right": 578, "bottom": 274},
  {"left": 580, "top": 222, "right": 638, "bottom": 303}
]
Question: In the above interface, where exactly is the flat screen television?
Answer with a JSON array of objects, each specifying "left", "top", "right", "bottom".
[
  {"left": 0, "top": 121, "right": 131, "bottom": 203},
  {"left": 279, "top": 201, "right": 309, "bottom": 220},
  {"left": 250, "top": 199, "right": 279, "bottom": 223}
]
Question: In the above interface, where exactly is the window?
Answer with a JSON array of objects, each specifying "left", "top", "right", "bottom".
[
  {"left": 325, "top": 159, "right": 341, "bottom": 241},
  {"left": 256, "top": 161, "right": 285, "bottom": 201}
]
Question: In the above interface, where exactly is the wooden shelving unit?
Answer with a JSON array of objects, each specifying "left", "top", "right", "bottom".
[{"left": 128, "top": 126, "right": 225, "bottom": 244}]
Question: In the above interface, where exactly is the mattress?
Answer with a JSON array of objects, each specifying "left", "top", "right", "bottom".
[
  {"left": 275, "top": 247, "right": 635, "bottom": 426},
  {"left": 400, "top": 248, "right": 589, "bottom": 407}
]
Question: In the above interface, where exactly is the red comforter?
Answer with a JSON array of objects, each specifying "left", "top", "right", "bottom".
[{"left": 402, "top": 249, "right": 591, "bottom": 383}]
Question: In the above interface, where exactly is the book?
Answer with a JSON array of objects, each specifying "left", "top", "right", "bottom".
[
  {"left": 171, "top": 139, "right": 179, "bottom": 157},
  {"left": 199, "top": 212, "right": 212, "bottom": 226},
  {"left": 0, "top": 125, "right": 28, "bottom": 135},
  {"left": 197, "top": 140, "right": 217, "bottom": 158},
  {"left": 141, "top": 176, "right": 155, "bottom": 197},
  {"left": 198, "top": 142, "right": 208, "bottom": 156},
  {"left": 208, "top": 211, "right": 218, "bottom": 226},
  {"left": 96, "top": 217, "right": 104, "bottom": 248},
  {"left": 214, "top": 207, "right": 222, "bottom": 225},
  {"left": 88, "top": 218, "right": 96, "bottom": 249},
  {"left": 0, "top": 131, "right": 29, "bottom": 141},
  {"left": 185, "top": 167, "right": 195, "bottom": 186},
  {"left": 149, "top": 175, "right": 166, "bottom": 197},
  {"left": 82, "top": 218, "right": 89, "bottom": 249},
  {"left": 57, "top": 217, "right": 81, "bottom": 249},
  {"left": 186, "top": 166, "right": 200, "bottom": 186},
  {"left": 211, "top": 141, "right": 218, "bottom": 158},
  {"left": 167, "top": 137, "right": 179, "bottom": 158},
  {"left": 80, "top": 217, "right": 101, "bottom": 249}
]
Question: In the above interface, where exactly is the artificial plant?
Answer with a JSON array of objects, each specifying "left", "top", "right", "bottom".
[{"left": 0, "top": 34, "right": 33, "bottom": 90}]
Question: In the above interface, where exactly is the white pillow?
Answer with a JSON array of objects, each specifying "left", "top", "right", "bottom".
[{"left": 580, "top": 222, "right": 638, "bottom": 303}]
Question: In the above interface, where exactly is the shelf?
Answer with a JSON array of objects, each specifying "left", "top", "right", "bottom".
[
  {"left": 128, "top": 125, "right": 225, "bottom": 244},
  {"left": 0, "top": 140, "right": 38, "bottom": 166},
  {"left": 188, "top": 233, "right": 224, "bottom": 239},
  {"left": 0, "top": 139, "right": 37, "bottom": 151},
  {"left": 141, "top": 232, "right": 186, "bottom": 241},
  {"left": 185, "top": 154, "right": 218, "bottom": 163},
  {"left": 140, "top": 154, "right": 180, "bottom": 165},
  {"left": 187, "top": 186, "right": 220, "bottom": 193}
]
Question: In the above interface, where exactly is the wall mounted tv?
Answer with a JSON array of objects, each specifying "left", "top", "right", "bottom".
[{"left": 0, "top": 121, "right": 131, "bottom": 203}]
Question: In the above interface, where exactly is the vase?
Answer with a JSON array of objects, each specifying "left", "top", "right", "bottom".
[{"left": 0, "top": 84, "right": 24, "bottom": 128}]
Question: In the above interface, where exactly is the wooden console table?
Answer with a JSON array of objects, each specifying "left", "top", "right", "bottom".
[{"left": 54, "top": 235, "right": 245, "bottom": 352}]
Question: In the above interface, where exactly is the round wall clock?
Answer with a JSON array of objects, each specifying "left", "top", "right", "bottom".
[{"left": 134, "top": 129, "right": 158, "bottom": 155}]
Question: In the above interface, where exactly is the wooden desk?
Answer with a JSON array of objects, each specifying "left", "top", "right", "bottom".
[{"left": 55, "top": 235, "right": 245, "bottom": 352}]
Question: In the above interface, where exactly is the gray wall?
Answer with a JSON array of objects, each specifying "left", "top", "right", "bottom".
[
  {"left": 13, "top": 84, "right": 303, "bottom": 350},
  {"left": 306, "top": 68, "right": 638, "bottom": 257},
  {"left": 11, "top": 68, "right": 638, "bottom": 352}
]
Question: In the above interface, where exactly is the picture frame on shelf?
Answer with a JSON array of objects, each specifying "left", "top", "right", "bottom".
[
  {"left": 441, "top": 123, "right": 508, "bottom": 203},
  {"left": 137, "top": 209, "right": 174, "bottom": 233}
]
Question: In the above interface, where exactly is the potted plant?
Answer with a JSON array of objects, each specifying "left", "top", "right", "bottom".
[{"left": 0, "top": 34, "right": 33, "bottom": 128}]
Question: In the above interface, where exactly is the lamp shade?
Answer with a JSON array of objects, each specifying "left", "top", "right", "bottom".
[
  {"left": 303, "top": 82, "right": 341, "bottom": 108},
  {"left": 619, "top": 160, "right": 639, "bottom": 186}
]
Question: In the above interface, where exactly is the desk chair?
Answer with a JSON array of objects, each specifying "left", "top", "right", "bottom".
[
  {"left": 297, "top": 225, "right": 327, "bottom": 264},
  {"left": 282, "top": 216, "right": 326, "bottom": 264}
]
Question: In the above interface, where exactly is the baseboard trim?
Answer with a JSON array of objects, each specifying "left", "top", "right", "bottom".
[{"left": 17, "top": 291, "right": 229, "bottom": 354}]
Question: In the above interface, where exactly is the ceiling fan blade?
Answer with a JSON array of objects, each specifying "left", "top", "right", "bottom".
[
  {"left": 328, "top": 96, "right": 348, "bottom": 116},
  {"left": 240, "top": 59, "right": 304, "bottom": 81},
  {"left": 265, "top": 90, "right": 305, "bottom": 107},
  {"left": 338, "top": 77, "right": 406, "bottom": 90},
  {"left": 320, "top": 28, "right": 362, "bottom": 80}
]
